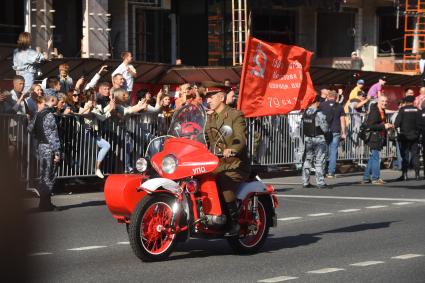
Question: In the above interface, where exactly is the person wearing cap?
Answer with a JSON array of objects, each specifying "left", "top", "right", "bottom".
[
  {"left": 204, "top": 83, "right": 251, "bottom": 236},
  {"left": 301, "top": 94, "right": 329, "bottom": 189},
  {"left": 347, "top": 89, "right": 370, "bottom": 146},
  {"left": 394, "top": 95, "right": 420, "bottom": 181},
  {"left": 417, "top": 100, "right": 425, "bottom": 179},
  {"left": 367, "top": 77, "right": 386, "bottom": 101},
  {"left": 344, "top": 79, "right": 365, "bottom": 113},
  {"left": 351, "top": 51, "right": 363, "bottom": 70}
]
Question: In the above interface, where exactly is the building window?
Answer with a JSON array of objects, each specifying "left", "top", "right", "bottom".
[
  {"left": 207, "top": 0, "right": 232, "bottom": 66},
  {"left": 316, "top": 11, "right": 355, "bottom": 57},
  {"left": 129, "top": 6, "right": 171, "bottom": 63},
  {"left": 0, "top": 0, "right": 24, "bottom": 45},
  {"left": 377, "top": 7, "right": 404, "bottom": 55},
  {"left": 252, "top": 10, "right": 296, "bottom": 45}
]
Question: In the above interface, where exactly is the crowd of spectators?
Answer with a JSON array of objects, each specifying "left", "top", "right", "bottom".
[
  {"left": 308, "top": 77, "right": 425, "bottom": 187},
  {"left": 1, "top": 32, "right": 241, "bottom": 177},
  {"left": 1, "top": 32, "right": 425, "bottom": 183}
]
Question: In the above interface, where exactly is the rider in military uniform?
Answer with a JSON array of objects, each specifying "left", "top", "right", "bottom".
[
  {"left": 31, "top": 95, "right": 61, "bottom": 211},
  {"left": 302, "top": 95, "right": 329, "bottom": 189},
  {"left": 204, "top": 83, "right": 251, "bottom": 236}
]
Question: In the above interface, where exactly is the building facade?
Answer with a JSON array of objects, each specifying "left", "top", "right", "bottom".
[{"left": 0, "top": 0, "right": 410, "bottom": 72}]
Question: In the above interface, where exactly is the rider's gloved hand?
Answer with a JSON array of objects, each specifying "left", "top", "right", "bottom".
[{"left": 223, "top": 148, "right": 233, "bottom": 158}]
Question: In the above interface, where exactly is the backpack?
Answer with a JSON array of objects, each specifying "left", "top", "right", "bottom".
[{"left": 358, "top": 112, "right": 371, "bottom": 142}]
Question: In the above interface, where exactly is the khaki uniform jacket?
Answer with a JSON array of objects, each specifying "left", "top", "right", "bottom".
[{"left": 205, "top": 105, "right": 251, "bottom": 177}]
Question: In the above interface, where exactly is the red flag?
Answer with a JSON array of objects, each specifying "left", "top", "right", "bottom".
[{"left": 237, "top": 36, "right": 316, "bottom": 117}]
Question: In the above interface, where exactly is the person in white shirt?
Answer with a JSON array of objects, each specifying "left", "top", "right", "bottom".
[
  {"left": 111, "top": 51, "right": 137, "bottom": 94},
  {"left": 9, "top": 75, "right": 28, "bottom": 115}
]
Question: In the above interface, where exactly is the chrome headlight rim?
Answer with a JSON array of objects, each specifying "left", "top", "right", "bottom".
[
  {"left": 135, "top": 158, "right": 148, "bottom": 173},
  {"left": 162, "top": 154, "right": 178, "bottom": 174}
]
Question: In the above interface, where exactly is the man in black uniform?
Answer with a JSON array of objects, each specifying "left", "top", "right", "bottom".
[
  {"left": 395, "top": 95, "right": 420, "bottom": 180},
  {"left": 417, "top": 100, "right": 425, "bottom": 179}
]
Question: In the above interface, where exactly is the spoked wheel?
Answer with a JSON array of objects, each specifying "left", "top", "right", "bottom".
[
  {"left": 129, "top": 195, "right": 178, "bottom": 261},
  {"left": 228, "top": 197, "right": 271, "bottom": 254}
]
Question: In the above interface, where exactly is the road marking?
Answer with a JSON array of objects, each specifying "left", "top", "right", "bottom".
[
  {"left": 338, "top": 209, "right": 361, "bottom": 213},
  {"left": 28, "top": 252, "right": 52, "bottom": 256},
  {"left": 391, "top": 254, "right": 424, "bottom": 260},
  {"left": 365, "top": 205, "right": 388, "bottom": 209},
  {"left": 116, "top": 241, "right": 130, "bottom": 245},
  {"left": 67, "top": 246, "right": 107, "bottom": 251},
  {"left": 275, "top": 195, "right": 425, "bottom": 202},
  {"left": 308, "top": 213, "right": 333, "bottom": 217},
  {"left": 307, "top": 268, "right": 344, "bottom": 274},
  {"left": 392, "top": 202, "right": 413, "bottom": 206},
  {"left": 278, "top": 217, "right": 303, "bottom": 221},
  {"left": 350, "top": 261, "right": 385, "bottom": 267},
  {"left": 258, "top": 276, "right": 298, "bottom": 282}
]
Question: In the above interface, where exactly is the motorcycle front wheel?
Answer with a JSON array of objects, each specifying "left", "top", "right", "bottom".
[
  {"left": 129, "top": 194, "right": 178, "bottom": 261},
  {"left": 227, "top": 196, "right": 272, "bottom": 254}
]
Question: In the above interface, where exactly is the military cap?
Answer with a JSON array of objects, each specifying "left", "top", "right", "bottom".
[{"left": 203, "top": 81, "right": 230, "bottom": 97}]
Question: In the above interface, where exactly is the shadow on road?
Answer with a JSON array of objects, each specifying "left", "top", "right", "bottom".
[
  {"left": 58, "top": 200, "right": 106, "bottom": 210},
  {"left": 168, "top": 221, "right": 397, "bottom": 261},
  {"left": 263, "top": 221, "right": 397, "bottom": 251},
  {"left": 26, "top": 200, "right": 106, "bottom": 213}
]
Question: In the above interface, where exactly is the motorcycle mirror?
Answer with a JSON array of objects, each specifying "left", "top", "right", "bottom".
[
  {"left": 220, "top": 125, "right": 233, "bottom": 137},
  {"left": 174, "top": 124, "right": 181, "bottom": 135}
]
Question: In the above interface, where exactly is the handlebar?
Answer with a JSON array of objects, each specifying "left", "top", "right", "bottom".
[{"left": 215, "top": 152, "right": 236, "bottom": 157}]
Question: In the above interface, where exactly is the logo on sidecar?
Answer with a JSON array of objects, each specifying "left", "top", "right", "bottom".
[{"left": 192, "top": 167, "right": 206, "bottom": 175}]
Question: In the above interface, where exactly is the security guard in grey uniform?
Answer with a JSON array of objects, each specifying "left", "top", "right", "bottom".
[
  {"left": 302, "top": 95, "right": 329, "bottom": 189},
  {"left": 31, "top": 96, "right": 61, "bottom": 211}
]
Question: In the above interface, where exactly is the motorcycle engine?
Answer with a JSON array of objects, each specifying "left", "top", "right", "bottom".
[{"left": 205, "top": 214, "right": 227, "bottom": 226}]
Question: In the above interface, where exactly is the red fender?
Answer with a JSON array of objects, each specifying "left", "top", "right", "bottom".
[{"left": 104, "top": 174, "right": 148, "bottom": 222}]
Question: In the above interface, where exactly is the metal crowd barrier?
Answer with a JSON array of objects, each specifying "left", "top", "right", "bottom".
[
  {"left": 246, "top": 113, "right": 396, "bottom": 166},
  {"left": 0, "top": 112, "right": 397, "bottom": 190}
]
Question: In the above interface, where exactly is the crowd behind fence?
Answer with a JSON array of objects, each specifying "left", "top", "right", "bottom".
[{"left": 1, "top": 112, "right": 396, "bottom": 189}]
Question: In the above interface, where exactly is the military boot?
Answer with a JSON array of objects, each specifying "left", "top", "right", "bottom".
[
  {"left": 39, "top": 192, "right": 59, "bottom": 211},
  {"left": 397, "top": 171, "right": 408, "bottom": 181},
  {"left": 224, "top": 201, "right": 240, "bottom": 237},
  {"left": 415, "top": 170, "right": 420, "bottom": 181}
]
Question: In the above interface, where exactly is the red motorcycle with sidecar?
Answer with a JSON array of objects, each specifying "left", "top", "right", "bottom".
[{"left": 104, "top": 104, "right": 278, "bottom": 261}]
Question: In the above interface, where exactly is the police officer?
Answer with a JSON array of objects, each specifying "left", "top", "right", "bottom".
[
  {"left": 302, "top": 95, "right": 329, "bottom": 189},
  {"left": 418, "top": 100, "right": 425, "bottom": 179},
  {"left": 204, "top": 83, "right": 250, "bottom": 236},
  {"left": 32, "top": 95, "right": 61, "bottom": 210},
  {"left": 395, "top": 95, "right": 420, "bottom": 180}
]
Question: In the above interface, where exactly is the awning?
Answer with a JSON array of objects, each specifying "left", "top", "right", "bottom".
[{"left": 0, "top": 57, "right": 421, "bottom": 87}]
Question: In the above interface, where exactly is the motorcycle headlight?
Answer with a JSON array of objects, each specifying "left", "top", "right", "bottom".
[
  {"left": 135, "top": 158, "right": 148, "bottom": 172},
  {"left": 162, "top": 155, "right": 178, "bottom": 174}
]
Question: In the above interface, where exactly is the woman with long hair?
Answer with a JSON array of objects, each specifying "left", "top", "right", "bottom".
[
  {"left": 65, "top": 89, "right": 82, "bottom": 114},
  {"left": 79, "top": 89, "right": 114, "bottom": 178},
  {"left": 12, "top": 32, "right": 52, "bottom": 92},
  {"left": 25, "top": 84, "right": 43, "bottom": 117}
]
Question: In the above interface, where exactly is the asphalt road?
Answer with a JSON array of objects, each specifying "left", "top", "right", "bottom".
[{"left": 26, "top": 170, "right": 425, "bottom": 283}]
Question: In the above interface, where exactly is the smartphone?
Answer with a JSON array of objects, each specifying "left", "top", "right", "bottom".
[{"left": 162, "top": 84, "right": 169, "bottom": 95}]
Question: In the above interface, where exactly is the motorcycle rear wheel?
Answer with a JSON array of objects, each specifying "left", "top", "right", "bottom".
[
  {"left": 227, "top": 196, "right": 271, "bottom": 254},
  {"left": 129, "top": 194, "right": 178, "bottom": 261}
]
